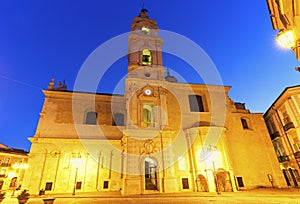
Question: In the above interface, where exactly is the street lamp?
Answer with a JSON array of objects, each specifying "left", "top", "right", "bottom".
[
  {"left": 276, "top": 29, "right": 296, "bottom": 49},
  {"left": 71, "top": 155, "right": 82, "bottom": 196},
  {"left": 276, "top": 29, "right": 300, "bottom": 63}
]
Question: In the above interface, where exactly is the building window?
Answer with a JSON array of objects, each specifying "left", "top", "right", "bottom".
[
  {"left": 45, "top": 182, "right": 53, "bottom": 191},
  {"left": 9, "top": 177, "right": 17, "bottom": 187},
  {"left": 0, "top": 168, "right": 6, "bottom": 177},
  {"left": 241, "top": 118, "right": 249, "bottom": 129},
  {"left": 282, "top": 112, "right": 291, "bottom": 125},
  {"left": 76, "top": 182, "right": 82, "bottom": 190},
  {"left": 143, "top": 104, "right": 154, "bottom": 127},
  {"left": 103, "top": 181, "right": 109, "bottom": 189},
  {"left": 266, "top": 119, "right": 275, "bottom": 134},
  {"left": 182, "top": 178, "right": 189, "bottom": 189},
  {"left": 85, "top": 111, "right": 97, "bottom": 125},
  {"left": 142, "top": 49, "right": 152, "bottom": 65},
  {"left": 188, "top": 95, "right": 205, "bottom": 112},
  {"left": 288, "top": 168, "right": 299, "bottom": 187},
  {"left": 112, "top": 113, "right": 124, "bottom": 126},
  {"left": 282, "top": 169, "right": 291, "bottom": 186},
  {"left": 274, "top": 140, "right": 287, "bottom": 157},
  {"left": 293, "top": 169, "right": 300, "bottom": 181},
  {"left": 3, "top": 157, "right": 10, "bottom": 167},
  {"left": 236, "top": 177, "right": 244, "bottom": 187},
  {"left": 295, "top": 142, "right": 300, "bottom": 152}
]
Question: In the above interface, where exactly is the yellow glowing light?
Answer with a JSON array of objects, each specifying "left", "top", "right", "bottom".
[
  {"left": 20, "top": 164, "right": 28, "bottom": 169},
  {"left": 12, "top": 163, "right": 29, "bottom": 169},
  {"left": 7, "top": 172, "right": 16, "bottom": 179},
  {"left": 71, "top": 157, "right": 83, "bottom": 167},
  {"left": 276, "top": 30, "right": 296, "bottom": 49},
  {"left": 12, "top": 163, "right": 19, "bottom": 169}
]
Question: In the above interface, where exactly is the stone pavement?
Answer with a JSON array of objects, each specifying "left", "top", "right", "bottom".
[{"left": 2, "top": 188, "right": 300, "bottom": 204}]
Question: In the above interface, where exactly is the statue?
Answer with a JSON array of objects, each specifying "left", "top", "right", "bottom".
[
  {"left": 47, "top": 78, "right": 55, "bottom": 90},
  {"left": 47, "top": 78, "right": 67, "bottom": 91}
]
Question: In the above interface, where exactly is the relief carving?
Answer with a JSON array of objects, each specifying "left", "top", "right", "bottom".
[{"left": 141, "top": 139, "right": 157, "bottom": 155}]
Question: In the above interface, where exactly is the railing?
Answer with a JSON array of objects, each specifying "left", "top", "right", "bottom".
[
  {"left": 142, "top": 122, "right": 156, "bottom": 128},
  {"left": 0, "top": 163, "right": 11, "bottom": 167},
  {"left": 283, "top": 122, "right": 295, "bottom": 131},
  {"left": 270, "top": 131, "right": 280, "bottom": 140},
  {"left": 294, "top": 151, "right": 300, "bottom": 159},
  {"left": 278, "top": 155, "right": 290, "bottom": 163}
]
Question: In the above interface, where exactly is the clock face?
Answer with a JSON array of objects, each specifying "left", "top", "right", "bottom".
[
  {"left": 145, "top": 89, "right": 152, "bottom": 95},
  {"left": 141, "top": 26, "right": 150, "bottom": 34}
]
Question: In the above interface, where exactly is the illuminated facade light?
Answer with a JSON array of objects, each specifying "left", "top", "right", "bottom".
[
  {"left": 7, "top": 172, "right": 16, "bottom": 179},
  {"left": 12, "top": 163, "right": 29, "bottom": 169},
  {"left": 276, "top": 30, "right": 296, "bottom": 49}
]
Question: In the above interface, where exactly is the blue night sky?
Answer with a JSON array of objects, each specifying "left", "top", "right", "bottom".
[{"left": 0, "top": 1, "right": 299, "bottom": 151}]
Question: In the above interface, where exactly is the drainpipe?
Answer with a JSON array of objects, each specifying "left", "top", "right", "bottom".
[
  {"left": 186, "top": 131, "right": 197, "bottom": 192},
  {"left": 158, "top": 86, "right": 165, "bottom": 192},
  {"left": 96, "top": 150, "right": 101, "bottom": 190}
]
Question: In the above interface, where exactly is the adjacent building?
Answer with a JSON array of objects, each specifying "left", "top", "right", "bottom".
[
  {"left": 264, "top": 85, "right": 300, "bottom": 187},
  {"left": 0, "top": 143, "right": 28, "bottom": 191},
  {"left": 22, "top": 9, "right": 286, "bottom": 195}
]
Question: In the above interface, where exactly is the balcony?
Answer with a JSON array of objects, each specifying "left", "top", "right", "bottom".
[
  {"left": 0, "top": 163, "right": 11, "bottom": 167},
  {"left": 283, "top": 122, "right": 295, "bottom": 131},
  {"left": 278, "top": 155, "right": 290, "bottom": 163},
  {"left": 294, "top": 151, "right": 300, "bottom": 159},
  {"left": 270, "top": 131, "right": 280, "bottom": 140}
]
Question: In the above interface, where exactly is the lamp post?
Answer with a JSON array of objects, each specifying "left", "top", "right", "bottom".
[
  {"left": 72, "top": 167, "right": 78, "bottom": 196},
  {"left": 71, "top": 155, "right": 82, "bottom": 196}
]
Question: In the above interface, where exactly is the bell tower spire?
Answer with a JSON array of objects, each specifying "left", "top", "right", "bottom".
[{"left": 127, "top": 8, "right": 164, "bottom": 79}]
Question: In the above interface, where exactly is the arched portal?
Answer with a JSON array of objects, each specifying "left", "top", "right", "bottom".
[
  {"left": 216, "top": 169, "right": 233, "bottom": 192},
  {"left": 196, "top": 174, "right": 209, "bottom": 192},
  {"left": 145, "top": 157, "right": 157, "bottom": 190}
]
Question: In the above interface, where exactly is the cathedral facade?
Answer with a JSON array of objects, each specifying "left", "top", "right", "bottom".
[{"left": 22, "top": 9, "right": 286, "bottom": 195}]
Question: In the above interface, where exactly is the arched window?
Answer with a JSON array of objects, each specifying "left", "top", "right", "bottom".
[
  {"left": 112, "top": 113, "right": 124, "bottom": 126},
  {"left": 85, "top": 111, "right": 97, "bottom": 125},
  {"left": 188, "top": 95, "right": 206, "bottom": 112},
  {"left": 145, "top": 158, "right": 157, "bottom": 190},
  {"left": 143, "top": 104, "right": 154, "bottom": 127},
  {"left": 9, "top": 177, "right": 17, "bottom": 187},
  {"left": 142, "top": 49, "right": 152, "bottom": 65}
]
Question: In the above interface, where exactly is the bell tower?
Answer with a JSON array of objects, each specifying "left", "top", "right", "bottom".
[
  {"left": 122, "top": 9, "right": 178, "bottom": 194},
  {"left": 127, "top": 8, "right": 165, "bottom": 80},
  {"left": 125, "top": 8, "right": 168, "bottom": 129}
]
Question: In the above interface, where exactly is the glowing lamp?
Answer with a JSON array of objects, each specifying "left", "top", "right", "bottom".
[
  {"left": 276, "top": 30, "right": 296, "bottom": 49},
  {"left": 12, "top": 163, "right": 28, "bottom": 169},
  {"left": 7, "top": 172, "right": 16, "bottom": 179}
]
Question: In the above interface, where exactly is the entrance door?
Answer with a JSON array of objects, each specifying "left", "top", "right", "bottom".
[
  {"left": 282, "top": 169, "right": 291, "bottom": 186},
  {"left": 288, "top": 168, "right": 299, "bottom": 187},
  {"left": 145, "top": 158, "right": 157, "bottom": 190},
  {"left": 0, "top": 181, "right": 3, "bottom": 190}
]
